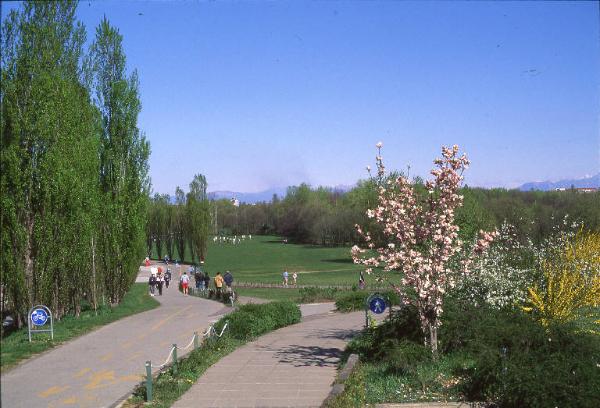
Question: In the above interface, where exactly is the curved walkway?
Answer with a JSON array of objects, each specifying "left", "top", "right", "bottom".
[
  {"left": 172, "top": 309, "right": 365, "bottom": 408},
  {"left": 1, "top": 265, "right": 230, "bottom": 408}
]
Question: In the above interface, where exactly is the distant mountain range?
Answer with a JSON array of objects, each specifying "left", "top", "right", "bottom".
[
  {"left": 518, "top": 173, "right": 600, "bottom": 191},
  {"left": 207, "top": 184, "right": 354, "bottom": 204}
]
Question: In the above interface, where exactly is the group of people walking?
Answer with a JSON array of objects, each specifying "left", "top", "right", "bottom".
[
  {"left": 148, "top": 259, "right": 235, "bottom": 300},
  {"left": 282, "top": 269, "right": 298, "bottom": 286},
  {"left": 148, "top": 266, "right": 172, "bottom": 296}
]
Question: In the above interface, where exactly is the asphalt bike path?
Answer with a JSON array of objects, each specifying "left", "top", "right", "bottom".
[
  {"left": 1, "top": 264, "right": 229, "bottom": 408},
  {"left": 172, "top": 308, "right": 366, "bottom": 408}
]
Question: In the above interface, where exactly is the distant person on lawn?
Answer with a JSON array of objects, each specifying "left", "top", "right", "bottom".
[
  {"left": 180, "top": 271, "right": 190, "bottom": 295},
  {"left": 292, "top": 271, "right": 298, "bottom": 286},
  {"left": 214, "top": 272, "right": 224, "bottom": 298},
  {"left": 282, "top": 269, "right": 289, "bottom": 286}
]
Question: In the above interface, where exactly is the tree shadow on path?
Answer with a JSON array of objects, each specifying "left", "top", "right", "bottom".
[{"left": 271, "top": 344, "right": 342, "bottom": 367}]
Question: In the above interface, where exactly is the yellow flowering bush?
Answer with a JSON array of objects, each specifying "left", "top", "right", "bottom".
[{"left": 525, "top": 230, "right": 600, "bottom": 328}]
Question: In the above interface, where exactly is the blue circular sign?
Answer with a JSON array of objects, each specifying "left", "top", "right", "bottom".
[
  {"left": 30, "top": 308, "right": 48, "bottom": 326},
  {"left": 369, "top": 296, "right": 386, "bottom": 314}
]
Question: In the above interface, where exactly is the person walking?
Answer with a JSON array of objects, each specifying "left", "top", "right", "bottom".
[
  {"left": 359, "top": 270, "right": 365, "bottom": 290},
  {"left": 157, "top": 272, "right": 164, "bottom": 296},
  {"left": 148, "top": 271, "right": 157, "bottom": 296},
  {"left": 195, "top": 268, "right": 204, "bottom": 291},
  {"left": 282, "top": 269, "right": 289, "bottom": 286},
  {"left": 214, "top": 272, "right": 224, "bottom": 299},
  {"left": 292, "top": 271, "right": 298, "bottom": 286},
  {"left": 224, "top": 271, "right": 234, "bottom": 293},
  {"left": 203, "top": 272, "right": 210, "bottom": 294},
  {"left": 165, "top": 268, "right": 172, "bottom": 288},
  {"left": 180, "top": 271, "right": 190, "bottom": 295}
]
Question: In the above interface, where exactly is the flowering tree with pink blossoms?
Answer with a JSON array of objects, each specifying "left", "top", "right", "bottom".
[{"left": 351, "top": 143, "right": 496, "bottom": 354}]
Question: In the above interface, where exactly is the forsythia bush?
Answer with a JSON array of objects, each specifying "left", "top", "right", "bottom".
[{"left": 525, "top": 231, "right": 600, "bottom": 327}]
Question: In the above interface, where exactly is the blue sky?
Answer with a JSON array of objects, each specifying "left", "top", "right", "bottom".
[{"left": 3, "top": 1, "right": 599, "bottom": 194}]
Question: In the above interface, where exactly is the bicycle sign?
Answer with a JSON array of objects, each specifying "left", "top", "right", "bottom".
[
  {"left": 27, "top": 305, "right": 53, "bottom": 342},
  {"left": 30, "top": 308, "right": 49, "bottom": 326}
]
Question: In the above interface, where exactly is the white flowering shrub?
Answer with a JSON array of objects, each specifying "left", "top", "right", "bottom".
[
  {"left": 453, "top": 223, "right": 535, "bottom": 308},
  {"left": 453, "top": 217, "right": 586, "bottom": 310}
]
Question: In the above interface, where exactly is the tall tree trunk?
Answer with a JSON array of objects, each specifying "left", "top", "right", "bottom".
[
  {"left": 429, "top": 324, "right": 438, "bottom": 357},
  {"left": 91, "top": 236, "right": 97, "bottom": 314},
  {"left": 24, "top": 217, "right": 35, "bottom": 306}
]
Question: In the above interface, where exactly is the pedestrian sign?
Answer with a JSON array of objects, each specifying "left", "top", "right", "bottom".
[
  {"left": 30, "top": 308, "right": 48, "bottom": 326},
  {"left": 368, "top": 295, "right": 386, "bottom": 314}
]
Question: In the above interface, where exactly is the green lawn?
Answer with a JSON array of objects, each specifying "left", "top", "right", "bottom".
[
  {"left": 1, "top": 283, "right": 159, "bottom": 371},
  {"left": 235, "top": 287, "right": 302, "bottom": 302},
  {"left": 154, "top": 235, "right": 385, "bottom": 287}
]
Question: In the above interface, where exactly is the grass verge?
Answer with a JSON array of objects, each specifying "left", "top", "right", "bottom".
[
  {"left": 1, "top": 283, "right": 159, "bottom": 372},
  {"left": 124, "top": 301, "right": 302, "bottom": 408},
  {"left": 234, "top": 287, "right": 301, "bottom": 302}
]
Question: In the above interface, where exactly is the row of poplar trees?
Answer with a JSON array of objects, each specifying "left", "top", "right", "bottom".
[
  {"left": 148, "top": 175, "right": 210, "bottom": 264},
  {"left": 1, "top": 1, "right": 150, "bottom": 327}
]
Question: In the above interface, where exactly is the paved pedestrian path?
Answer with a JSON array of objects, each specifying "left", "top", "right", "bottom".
[
  {"left": 1, "top": 264, "right": 229, "bottom": 408},
  {"left": 172, "top": 309, "right": 365, "bottom": 408}
]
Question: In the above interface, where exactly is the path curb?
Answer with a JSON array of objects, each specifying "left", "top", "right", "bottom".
[{"left": 321, "top": 353, "right": 360, "bottom": 407}]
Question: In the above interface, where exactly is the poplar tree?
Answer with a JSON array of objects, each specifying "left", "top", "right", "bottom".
[
  {"left": 1, "top": 1, "right": 100, "bottom": 322},
  {"left": 173, "top": 187, "right": 187, "bottom": 261},
  {"left": 186, "top": 175, "right": 210, "bottom": 263},
  {"left": 90, "top": 17, "right": 150, "bottom": 303}
]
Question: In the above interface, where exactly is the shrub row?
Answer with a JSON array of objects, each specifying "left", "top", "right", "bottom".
[{"left": 344, "top": 298, "right": 600, "bottom": 407}]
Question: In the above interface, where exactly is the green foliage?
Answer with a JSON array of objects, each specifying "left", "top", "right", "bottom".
[
  {"left": 192, "top": 181, "right": 600, "bottom": 248},
  {"left": 1, "top": 1, "right": 149, "bottom": 328},
  {"left": 298, "top": 286, "right": 340, "bottom": 303},
  {"left": 1, "top": 284, "right": 158, "bottom": 370},
  {"left": 323, "top": 362, "right": 366, "bottom": 408},
  {"left": 439, "top": 298, "right": 600, "bottom": 407},
  {"left": 215, "top": 301, "right": 301, "bottom": 341},
  {"left": 343, "top": 296, "right": 600, "bottom": 406},
  {"left": 186, "top": 174, "right": 210, "bottom": 263}
]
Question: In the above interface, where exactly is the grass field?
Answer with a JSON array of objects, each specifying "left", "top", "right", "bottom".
[
  {"left": 154, "top": 235, "right": 379, "bottom": 286},
  {"left": 1, "top": 284, "right": 159, "bottom": 371},
  {"left": 235, "top": 287, "right": 302, "bottom": 302}
]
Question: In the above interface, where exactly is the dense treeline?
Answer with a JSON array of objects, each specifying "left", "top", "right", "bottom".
[
  {"left": 205, "top": 184, "right": 599, "bottom": 246},
  {"left": 1, "top": 1, "right": 149, "bottom": 328},
  {"left": 147, "top": 175, "right": 210, "bottom": 262}
]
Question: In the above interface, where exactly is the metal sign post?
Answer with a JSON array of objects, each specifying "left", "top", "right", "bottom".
[{"left": 28, "top": 305, "right": 54, "bottom": 342}]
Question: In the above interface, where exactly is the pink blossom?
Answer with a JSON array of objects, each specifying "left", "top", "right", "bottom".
[{"left": 351, "top": 144, "right": 495, "bottom": 353}]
